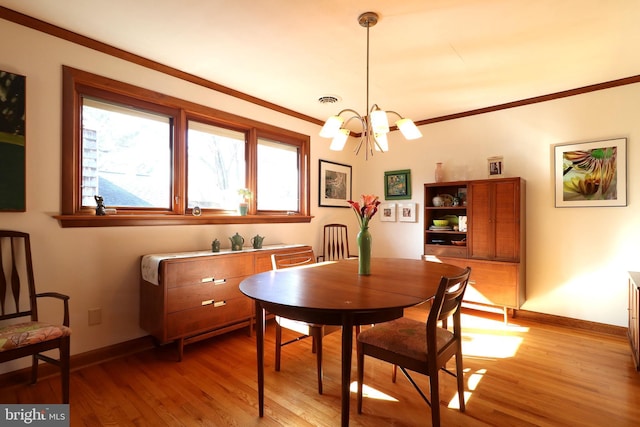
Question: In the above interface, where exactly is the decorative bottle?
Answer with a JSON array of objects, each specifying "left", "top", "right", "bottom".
[{"left": 435, "top": 162, "right": 444, "bottom": 183}]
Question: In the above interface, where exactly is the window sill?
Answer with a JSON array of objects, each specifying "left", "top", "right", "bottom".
[{"left": 53, "top": 214, "right": 313, "bottom": 228}]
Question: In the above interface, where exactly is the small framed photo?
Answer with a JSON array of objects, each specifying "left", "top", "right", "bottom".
[
  {"left": 319, "top": 159, "right": 352, "bottom": 207},
  {"left": 384, "top": 169, "right": 411, "bottom": 200},
  {"left": 379, "top": 203, "right": 396, "bottom": 222},
  {"left": 398, "top": 202, "right": 417, "bottom": 222},
  {"left": 487, "top": 156, "right": 504, "bottom": 178},
  {"left": 554, "top": 138, "right": 626, "bottom": 207}
]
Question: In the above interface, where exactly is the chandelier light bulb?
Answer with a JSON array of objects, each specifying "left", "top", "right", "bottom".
[
  {"left": 396, "top": 118, "right": 422, "bottom": 140},
  {"left": 330, "top": 128, "right": 350, "bottom": 151},
  {"left": 319, "top": 115, "right": 344, "bottom": 138}
]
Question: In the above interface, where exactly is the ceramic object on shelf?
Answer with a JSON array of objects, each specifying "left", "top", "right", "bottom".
[{"left": 435, "top": 162, "right": 444, "bottom": 182}]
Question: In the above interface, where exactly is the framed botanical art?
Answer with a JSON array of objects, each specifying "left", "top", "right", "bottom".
[
  {"left": 487, "top": 156, "right": 504, "bottom": 178},
  {"left": 319, "top": 159, "right": 352, "bottom": 207},
  {"left": 398, "top": 202, "right": 417, "bottom": 222},
  {"left": 384, "top": 169, "right": 411, "bottom": 200},
  {"left": 379, "top": 202, "right": 396, "bottom": 222},
  {"left": 0, "top": 70, "right": 26, "bottom": 211},
  {"left": 554, "top": 138, "right": 626, "bottom": 207}
]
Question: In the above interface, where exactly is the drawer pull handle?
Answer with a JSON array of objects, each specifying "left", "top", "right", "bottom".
[
  {"left": 214, "top": 300, "right": 226, "bottom": 308},
  {"left": 213, "top": 278, "right": 227, "bottom": 285},
  {"left": 201, "top": 299, "right": 214, "bottom": 306},
  {"left": 201, "top": 277, "right": 214, "bottom": 283}
]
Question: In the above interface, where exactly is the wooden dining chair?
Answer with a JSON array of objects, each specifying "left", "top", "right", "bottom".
[
  {"left": 271, "top": 249, "right": 340, "bottom": 394},
  {"left": 0, "top": 230, "right": 71, "bottom": 403},
  {"left": 317, "top": 223, "right": 357, "bottom": 262},
  {"left": 356, "top": 267, "right": 472, "bottom": 427}
]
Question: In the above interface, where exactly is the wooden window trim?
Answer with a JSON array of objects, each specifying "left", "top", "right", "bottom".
[{"left": 55, "top": 66, "right": 311, "bottom": 228}]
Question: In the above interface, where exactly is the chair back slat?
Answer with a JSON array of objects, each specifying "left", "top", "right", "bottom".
[
  {"left": 322, "top": 224, "right": 351, "bottom": 261},
  {"left": 0, "top": 231, "right": 36, "bottom": 321},
  {"left": 271, "top": 249, "right": 316, "bottom": 270},
  {"left": 426, "top": 267, "right": 471, "bottom": 331}
]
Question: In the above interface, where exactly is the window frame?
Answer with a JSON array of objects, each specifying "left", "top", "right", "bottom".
[{"left": 57, "top": 66, "right": 311, "bottom": 227}]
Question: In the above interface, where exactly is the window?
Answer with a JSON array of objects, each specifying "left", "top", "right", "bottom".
[
  {"left": 59, "top": 66, "right": 310, "bottom": 227},
  {"left": 187, "top": 121, "right": 245, "bottom": 211},
  {"left": 82, "top": 98, "right": 172, "bottom": 209}
]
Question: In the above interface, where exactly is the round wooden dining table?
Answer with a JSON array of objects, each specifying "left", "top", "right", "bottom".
[{"left": 239, "top": 257, "right": 464, "bottom": 426}]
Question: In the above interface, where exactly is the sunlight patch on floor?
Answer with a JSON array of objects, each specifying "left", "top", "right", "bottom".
[
  {"left": 349, "top": 381, "right": 399, "bottom": 402},
  {"left": 462, "top": 332, "right": 523, "bottom": 358}
]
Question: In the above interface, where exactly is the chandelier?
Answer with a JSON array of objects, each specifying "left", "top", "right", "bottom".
[{"left": 319, "top": 11, "right": 422, "bottom": 159}]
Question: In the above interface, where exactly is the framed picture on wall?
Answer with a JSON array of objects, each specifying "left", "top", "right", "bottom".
[
  {"left": 554, "top": 138, "right": 627, "bottom": 207},
  {"left": 398, "top": 202, "right": 417, "bottom": 222},
  {"left": 379, "top": 203, "right": 396, "bottom": 222},
  {"left": 487, "top": 156, "right": 504, "bottom": 178},
  {"left": 384, "top": 169, "right": 411, "bottom": 200},
  {"left": 0, "top": 70, "right": 26, "bottom": 211},
  {"left": 319, "top": 159, "right": 352, "bottom": 207}
]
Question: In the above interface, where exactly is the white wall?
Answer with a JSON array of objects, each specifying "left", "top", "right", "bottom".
[{"left": 0, "top": 18, "right": 637, "bottom": 373}]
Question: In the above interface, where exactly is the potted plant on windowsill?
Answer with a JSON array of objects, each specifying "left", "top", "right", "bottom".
[{"left": 238, "top": 188, "right": 252, "bottom": 216}]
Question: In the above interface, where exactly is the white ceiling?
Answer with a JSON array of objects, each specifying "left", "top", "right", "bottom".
[{"left": 2, "top": 0, "right": 640, "bottom": 126}]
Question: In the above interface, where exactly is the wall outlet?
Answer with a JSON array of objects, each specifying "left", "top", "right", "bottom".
[{"left": 88, "top": 308, "right": 102, "bottom": 326}]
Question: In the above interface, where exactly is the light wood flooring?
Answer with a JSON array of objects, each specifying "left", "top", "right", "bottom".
[{"left": 2, "top": 305, "right": 640, "bottom": 426}]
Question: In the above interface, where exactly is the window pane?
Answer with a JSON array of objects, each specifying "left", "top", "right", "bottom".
[
  {"left": 82, "top": 98, "right": 171, "bottom": 208},
  {"left": 257, "top": 138, "right": 299, "bottom": 211},
  {"left": 187, "top": 121, "right": 246, "bottom": 209}
]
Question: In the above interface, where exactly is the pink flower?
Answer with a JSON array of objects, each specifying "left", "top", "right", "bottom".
[{"left": 347, "top": 194, "right": 381, "bottom": 228}]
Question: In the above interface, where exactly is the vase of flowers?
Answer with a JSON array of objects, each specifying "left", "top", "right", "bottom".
[
  {"left": 237, "top": 188, "right": 252, "bottom": 216},
  {"left": 348, "top": 194, "right": 381, "bottom": 275}
]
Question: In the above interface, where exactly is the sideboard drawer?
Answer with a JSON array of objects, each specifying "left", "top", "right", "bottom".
[
  {"left": 162, "top": 254, "right": 254, "bottom": 288},
  {"left": 166, "top": 277, "right": 244, "bottom": 313},
  {"left": 166, "top": 297, "right": 253, "bottom": 339}
]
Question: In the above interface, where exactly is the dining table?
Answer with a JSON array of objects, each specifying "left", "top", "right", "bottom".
[{"left": 239, "top": 257, "right": 465, "bottom": 426}]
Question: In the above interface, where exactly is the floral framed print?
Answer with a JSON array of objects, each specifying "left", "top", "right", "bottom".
[
  {"left": 379, "top": 203, "right": 396, "bottom": 222},
  {"left": 554, "top": 138, "right": 626, "bottom": 207},
  {"left": 384, "top": 169, "right": 411, "bottom": 200},
  {"left": 398, "top": 202, "right": 417, "bottom": 222},
  {"left": 319, "top": 159, "right": 352, "bottom": 207},
  {"left": 0, "top": 70, "right": 26, "bottom": 211}
]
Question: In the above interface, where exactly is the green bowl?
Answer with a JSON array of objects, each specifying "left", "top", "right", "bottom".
[{"left": 433, "top": 219, "right": 449, "bottom": 227}]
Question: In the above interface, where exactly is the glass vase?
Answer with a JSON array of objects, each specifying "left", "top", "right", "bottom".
[
  {"left": 357, "top": 227, "right": 372, "bottom": 275},
  {"left": 435, "top": 162, "right": 444, "bottom": 182}
]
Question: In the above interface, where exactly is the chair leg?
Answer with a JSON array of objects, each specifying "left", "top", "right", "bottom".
[
  {"left": 275, "top": 322, "right": 282, "bottom": 372},
  {"left": 356, "top": 341, "right": 364, "bottom": 414},
  {"left": 455, "top": 351, "right": 465, "bottom": 412},
  {"left": 314, "top": 328, "right": 323, "bottom": 394},
  {"left": 430, "top": 370, "right": 441, "bottom": 427},
  {"left": 61, "top": 337, "right": 70, "bottom": 404},
  {"left": 30, "top": 354, "right": 38, "bottom": 385}
]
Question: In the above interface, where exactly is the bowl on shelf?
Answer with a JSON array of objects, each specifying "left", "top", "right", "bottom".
[
  {"left": 451, "top": 239, "right": 466, "bottom": 246},
  {"left": 433, "top": 219, "right": 449, "bottom": 227}
]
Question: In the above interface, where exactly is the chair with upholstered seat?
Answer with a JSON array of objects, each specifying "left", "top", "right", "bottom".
[
  {"left": 317, "top": 223, "right": 357, "bottom": 262},
  {"left": 356, "top": 267, "right": 471, "bottom": 427},
  {"left": 271, "top": 249, "right": 340, "bottom": 394},
  {"left": 0, "top": 230, "right": 71, "bottom": 403}
]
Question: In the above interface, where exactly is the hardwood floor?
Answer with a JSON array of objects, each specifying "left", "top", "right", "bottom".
[{"left": 2, "top": 305, "right": 640, "bottom": 426}]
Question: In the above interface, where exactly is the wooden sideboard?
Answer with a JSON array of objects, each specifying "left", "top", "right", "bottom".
[{"left": 140, "top": 245, "right": 311, "bottom": 360}]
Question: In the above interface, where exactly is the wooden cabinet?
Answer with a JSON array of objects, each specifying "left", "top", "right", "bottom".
[
  {"left": 468, "top": 179, "right": 523, "bottom": 262},
  {"left": 140, "top": 245, "right": 310, "bottom": 360},
  {"left": 424, "top": 177, "right": 525, "bottom": 317},
  {"left": 629, "top": 272, "right": 640, "bottom": 370}
]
